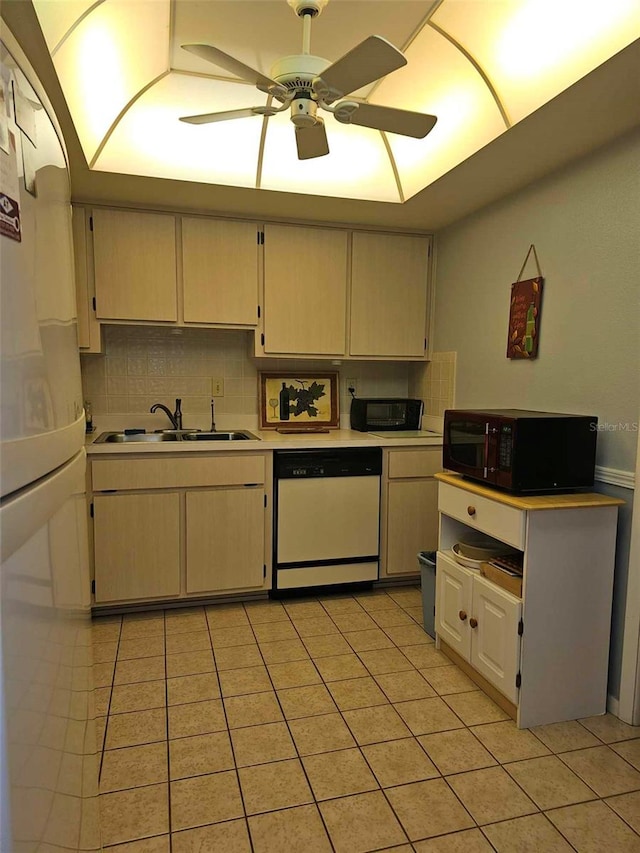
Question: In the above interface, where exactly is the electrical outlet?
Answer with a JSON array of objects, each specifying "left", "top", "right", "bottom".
[
  {"left": 211, "top": 377, "right": 224, "bottom": 397},
  {"left": 346, "top": 378, "right": 357, "bottom": 395}
]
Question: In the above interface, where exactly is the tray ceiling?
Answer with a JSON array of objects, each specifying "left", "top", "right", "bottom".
[{"left": 31, "top": 0, "right": 640, "bottom": 204}]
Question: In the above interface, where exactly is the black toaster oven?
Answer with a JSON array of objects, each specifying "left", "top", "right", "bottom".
[{"left": 350, "top": 398, "right": 423, "bottom": 432}]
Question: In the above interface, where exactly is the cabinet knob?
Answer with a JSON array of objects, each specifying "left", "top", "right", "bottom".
[
  {"left": 467, "top": 505, "right": 476, "bottom": 516},
  {"left": 469, "top": 617, "right": 478, "bottom": 629},
  {"left": 458, "top": 610, "right": 467, "bottom": 621}
]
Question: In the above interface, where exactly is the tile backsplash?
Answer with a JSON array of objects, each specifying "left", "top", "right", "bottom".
[
  {"left": 409, "top": 351, "right": 456, "bottom": 429},
  {"left": 81, "top": 325, "right": 412, "bottom": 430}
]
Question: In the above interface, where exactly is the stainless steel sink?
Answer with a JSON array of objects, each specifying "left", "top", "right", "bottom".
[
  {"left": 94, "top": 432, "right": 180, "bottom": 443},
  {"left": 94, "top": 430, "right": 259, "bottom": 443},
  {"left": 181, "top": 431, "right": 259, "bottom": 441},
  {"left": 153, "top": 429, "right": 201, "bottom": 435}
]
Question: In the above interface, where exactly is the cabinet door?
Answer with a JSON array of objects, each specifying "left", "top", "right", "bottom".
[
  {"left": 93, "top": 208, "right": 177, "bottom": 321},
  {"left": 263, "top": 224, "right": 347, "bottom": 355},
  {"left": 182, "top": 217, "right": 259, "bottom": 326},
  {"left": 350, "top": 232, "right": 430, "bottom": 357},
  {"left": 186, "top": 488, "right": 265, "bottom": 594},
  {"left": 435, "top": 551, "right": 472, "bottom": 659},
  {"left": 470, "top": 574, "right": 522, "bottom": 704},
  {"left": 73, "top": 207, "right": 90, "bottom": 348},
  {"left": 93, "top": 493, "right": 180, "bottom": 602},
  {"left": 385, "top": 479, "right": 438, "bottom": 576},
  {"left": 73, "top": 207, "right": 102, "bottom": 352}
]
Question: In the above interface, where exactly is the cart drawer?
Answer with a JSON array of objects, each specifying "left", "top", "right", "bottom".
[{"left": 438, "top": 482, "right": 525, "bottom": 550}]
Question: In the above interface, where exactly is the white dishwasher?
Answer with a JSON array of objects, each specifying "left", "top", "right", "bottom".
[{"left": 273, "top": 448, "right": 382, "bottom": 592}]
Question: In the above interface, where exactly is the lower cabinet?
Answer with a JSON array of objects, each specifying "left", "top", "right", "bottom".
[
  {"left": 435, "top": 551, "right": 521, "bottom": 704},
  {"left": 186, "top": 487, "right": 265, "bottom": 594},
  {"left": 386, "top": 479, "right": 438, "bottom": 575},
  {"left": 90, "top": 453, "right": 270, "bottom": 605},
  {"left": 93, "top": 492, "right": 181, "bottom": 603},
  {"left": 381, "top": 447, "right": 441, "bottom": 577}
]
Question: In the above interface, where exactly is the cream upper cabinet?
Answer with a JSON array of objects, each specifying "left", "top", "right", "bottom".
[
  {"left": 92, "top": 208, "right": 178, "bottom": 321},
  {"left": 182, "top": 217, "right": 259, "bottom": 326},
  {"left": 72, "top": 206, "right": 90, "bottom": 348},
  {"left": 72, "top": 206, "right": 101, "bottom": 351},
  {"left": 82, "top": 205, "right": 433, "bottom": 354},
  {"left": 350, "top": 231, "right": 430, "bottom": 357},
  {"left": 262, "top": 223, "right": 348, "bottom": 355}
]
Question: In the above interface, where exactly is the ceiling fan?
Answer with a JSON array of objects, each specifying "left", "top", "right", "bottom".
[{"left": 179, "top": 0, "right": 437, "bottom": 160}]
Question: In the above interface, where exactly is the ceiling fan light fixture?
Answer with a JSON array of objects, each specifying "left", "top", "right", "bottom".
[{"left": 291, "top": 95, "right": 319, "bottom": 128}]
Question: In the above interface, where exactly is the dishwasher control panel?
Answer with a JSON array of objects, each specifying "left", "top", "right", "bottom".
[{"left": 274, "top": 448, "right": 382, "bottom": 479}]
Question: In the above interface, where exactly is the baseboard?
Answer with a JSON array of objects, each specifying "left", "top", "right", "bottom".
[
  {"left": 607, "top": 693, "right": 620, "bottom": 718},
  {"left": 595, "top": 466, "right": 635, "bottom": 490}
]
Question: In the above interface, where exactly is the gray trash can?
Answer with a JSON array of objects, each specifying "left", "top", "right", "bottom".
[{"left": 418, "top": 551, "right": 437, "bottom": 638}]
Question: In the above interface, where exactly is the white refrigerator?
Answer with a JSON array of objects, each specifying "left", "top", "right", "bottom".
[{"left": 0, "top": 24, "right": 99, "bottom": 853}]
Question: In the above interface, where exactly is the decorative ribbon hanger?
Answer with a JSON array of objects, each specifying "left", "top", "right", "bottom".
[{"left": 515, "top": 243, "right": 543, "bottom": 282}]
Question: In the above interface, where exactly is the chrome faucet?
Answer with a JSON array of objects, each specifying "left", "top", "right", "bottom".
[{"left": 150, "top": 398, "right": 182, "bottom": 430}]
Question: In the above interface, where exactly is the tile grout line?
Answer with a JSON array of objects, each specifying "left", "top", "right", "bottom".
[
  {"left": 389, "top": 595, "right": 636, "bottom": 849},
  {"left": 318, "top": 592, "right": 467, "bottom": 849},
  {"left": 293, "top": 592, "right": 424, "bottom": 848},
  {"left": 382, "top": 598, "right": 534, "bottom": 845},
  {"left": 93, "top": 589, "right": 640, "bottom": 847},
  {"left": 162, "top": 610, "right": 173, "bottom": 852},
  {"left": 318, "top": 592, "right": 520, "bottom": 846},
  {"left": 242, "top": 599, "right": 339, "bottom": 852},
  {"left": 205, "top": 606, "right": 256, "bottom": 853},
  {"left": 313, "top": 594, "right": 431, "bottom": 846},
  {"left": 96, "top": 615, "right": 123, "bottom": 784}
]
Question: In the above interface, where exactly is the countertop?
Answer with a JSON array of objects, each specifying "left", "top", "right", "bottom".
[
  {"left": 86, "top": 429, "right": 443, "bottom": 455},
  {"left": 435, "top": 472, "right": 625, "bottom": 510}
]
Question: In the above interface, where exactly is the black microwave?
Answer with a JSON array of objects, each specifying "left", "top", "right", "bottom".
[
  {"left": 443, "top": 409, "right": 597, "bottom": 493},
  {"left": 351, "top": 398, "right": 423, "bottom": 432}
]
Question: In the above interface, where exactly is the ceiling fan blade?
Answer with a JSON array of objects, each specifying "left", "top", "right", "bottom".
[
  {"left": 295, "top": 120, "right": 329, "bottom": 160},
  {"left": 181, "top": 43, "right": 281, "bottom": 93},
  {"left": 314, "top": 36, "right": 406, "bottom": 102},
  {"left": 179, "top": 107, "right": 266, "bottom": 125},
  {"left": 334, "top": 102, "right": 437, "bottom": 139}
]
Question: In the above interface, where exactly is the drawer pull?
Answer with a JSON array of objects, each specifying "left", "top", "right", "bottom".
[
  {"left": 469, "top": 617, "right": 478, "bottom": 629},
  {"left": 458, "top": 610, "right": 467, "bottom": 622},
  {"left": 467, "top": 505, "right": 476, "bottom": 517}
]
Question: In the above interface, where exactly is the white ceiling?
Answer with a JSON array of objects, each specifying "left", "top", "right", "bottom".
[
  {"left": 2, "top": 1, "right": 640, "bottom": 230},
  {"left": 168, "top": 1, "right": 436, "bottom": 85}
]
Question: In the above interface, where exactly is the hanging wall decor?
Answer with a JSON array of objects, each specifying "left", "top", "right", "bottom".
[{"left": 507, "top": 244, "right": 544, "bottom": 359}]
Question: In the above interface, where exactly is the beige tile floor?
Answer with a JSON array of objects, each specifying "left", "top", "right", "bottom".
[{"left": 92, "top": 586, "right": 640, "bottom": 852}]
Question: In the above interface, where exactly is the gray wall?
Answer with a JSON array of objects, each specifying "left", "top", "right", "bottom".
[
  {"left": 433, "top": 128, "right": 640, "bottom": 473},
  {"left": 432, "top": 128, "right": 640, "bottom": 701}
]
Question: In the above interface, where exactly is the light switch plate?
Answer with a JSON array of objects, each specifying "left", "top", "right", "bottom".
[{"left": 212, "top": 378, "right": 224, "bottom": 397}]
